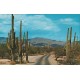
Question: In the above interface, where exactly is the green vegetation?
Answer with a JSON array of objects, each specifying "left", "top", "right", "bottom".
[{"left": 0, "top": 44, "right": 10, "bottom": 59}]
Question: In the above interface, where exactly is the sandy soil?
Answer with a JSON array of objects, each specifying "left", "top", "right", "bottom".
[
  {"left": 34, "top": 54, "right": 50, "bottom": 65},
  {"left": 48, "top": 54, "right": 58, "bottom": 65},
  {"left": 23, "top": 54, "right": 44, "bottom": 65},
  {"left": 0, "top": 59, "right": 11, "bottom": 64},
  {"left": 34, "top": 52, "right": 58, "bottom": 65},
  {"left": 0, "top": 52, "right": 58, "bottom": 65}
]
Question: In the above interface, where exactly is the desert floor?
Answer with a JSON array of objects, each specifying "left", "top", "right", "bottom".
[{"left": 0, "top": 52, "right": 59, "bottom": 65}]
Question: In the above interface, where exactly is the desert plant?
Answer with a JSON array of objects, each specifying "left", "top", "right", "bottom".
[
  {"left": 65, "top": 27, "right": 72, "bottom": 63},
  {"left": 7, "top": 14, "right": 16, "bottom": 62}
]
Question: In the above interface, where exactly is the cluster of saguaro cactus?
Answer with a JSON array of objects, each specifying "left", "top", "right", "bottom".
[
  {"left": 66, "top": 27, "right": 72, "bottom": 63},
  {"left": 65, "top": 27, "right": 79, "bottom": 64},
  {"left": 7, "top": 14, "right": 29, "bottom": 63}
]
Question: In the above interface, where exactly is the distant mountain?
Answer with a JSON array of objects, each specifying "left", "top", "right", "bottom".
[
  {"left": 0, "top": 37, "right": 6, "bottom": 43},
  {"left": 0, "top": 37, "right": 65, "bottom": 47},
  {"left": 29, "top": 37, "right": 65, "bottom": 47}
]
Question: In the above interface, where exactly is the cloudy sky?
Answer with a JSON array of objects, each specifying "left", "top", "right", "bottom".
[{"left": 0, "top": 14, "right": 80, "bottom": 41}]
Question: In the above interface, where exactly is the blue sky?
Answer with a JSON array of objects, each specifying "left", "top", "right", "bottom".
[{"left": 0, "top": 14, "right": 80, "bottom": 41}]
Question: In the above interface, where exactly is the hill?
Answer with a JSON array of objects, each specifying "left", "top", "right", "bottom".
[
  {"left": 29, "top": 37, "right": 65, "bottom": 47},
  {"left": 0, "top": 37, "right": 65, "bottom": 47}
]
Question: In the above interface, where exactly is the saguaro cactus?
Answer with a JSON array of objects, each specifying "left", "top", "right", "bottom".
[
  {"left": 69, "top": 27, "right": 72, "bottom": 45},
  {"left": 73, "top": 32, "right": 76, "bottom": 47},
  {"left": 74, "top": 32, "right": 76, "bottom": 43},
  {"left": 26, "top": 31, "right": 29, "bottom": 63},
  {"left": 22, "top": 32, "right": 26, "bottom": 56},
  {"left": 7, "top": 14, "right": 16, "bottom": 61},
  {"left": 66, "top": 27, "right": 72, "bottom": 63},
  {"left": 22, "top": 31, "right": 29, "bottom": 63},
  {"left": 19, "top": 21, "right": 23, "bottom": 63},
  {"left": 15, "top": 37, "right": 19, "bottom": 48},
  {"left": 73, "top": 33, "right": 79, "bottom": 46}
]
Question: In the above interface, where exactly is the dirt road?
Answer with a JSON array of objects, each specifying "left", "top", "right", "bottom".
[
  {"left": 35, "top": 54, "right": 50, "bottom": 65},
  {"left": 35, "top": 52, "right": 58, "bottom": 65}
]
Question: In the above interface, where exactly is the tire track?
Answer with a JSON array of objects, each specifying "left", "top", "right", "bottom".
[
  {"left": 35, "top": 55, "right": 45, "bottom": 65},
  {"left": 44, "top": 54, "right": 50, "bottom": 65},
  {"left": 35, "top": 54, "right": 50, "bottom": 65}
]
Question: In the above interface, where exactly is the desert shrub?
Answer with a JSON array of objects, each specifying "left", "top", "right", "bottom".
[
  {"left": 28, "top": 46, "right": 54, "bottom": 55},
  {"left": 54, "top": 46, "right": 66, "bottom": 58},
  {"left": 0, "top": 44, "right": 10, "bottom": 59}
]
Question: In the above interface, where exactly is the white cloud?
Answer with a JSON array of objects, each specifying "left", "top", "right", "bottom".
[
  {"left": 59, "top": 18, "right": 79, "bottom": 25},
  {"left": 0, "top": 14, "right": 61, "bottom": 37},
  {"left": 10, "top": 14, "right": 60, "bottom": 32},
  {"left": 60, "top": 18, "right": 73, "bottom": 22},
  {"left": 14, "top": 14, "right": 60, "bottom": 32}
]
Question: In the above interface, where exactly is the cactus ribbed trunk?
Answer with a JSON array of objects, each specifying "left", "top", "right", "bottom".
[
  {"left": 66, "top": 27, "right": 72, "bottom": 63},
  {"left": 73, "top": 32, "right": 76, "bottom": 47},
  {"left": 66, "top": 28, "right": 69, "bottom": 62},
  {"left": 26, "top": 31, "right": 29, "bottom": 63},
  {"left": 15, "top": 37, "right": 18, "bottom": 47},
  {"left": 19, "top": 21, "right": 22, "bottom": 63},
  {"left": 69, "top": 27, "right": 72, "bottom": 46},
  {"left": 74, "top": 33, "right": 76, "bottom": 43},
  {"left": 7, "top": 14, "right": 16, "bottom": 62},
  {"left": 12, "top": 14, "right": 15, "bottom": 48},
  {"left": 11, "top": 14, "right": 15, "bottom": 61}
]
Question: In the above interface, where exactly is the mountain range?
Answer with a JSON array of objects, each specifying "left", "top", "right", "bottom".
[
  {"left": 29, "top": 37, "right": 65, "bottom": 47},
  {"left": 0, "top": 37, "right": 65, "bottom": 47}
]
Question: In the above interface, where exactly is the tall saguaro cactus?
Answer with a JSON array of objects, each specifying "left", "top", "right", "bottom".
[
  {"left": 73, "top": 32, "right": 79, "bottom": 47},
  {"left": 26, "top": 31, "right": 29, "bottom": 63},
  {"left": 69, "top": 27, "right": 72, "bottom": 45},
  {"left": 73, "top": 32, "right": 76, "bottom": 47},
  {"left": 7, "top": 14, "right": 16, "bottom": 61},
  {"left": 19, "top": 21, "right": 23, "bottom": 63},
  {"left": 74, "top": 32, "right": 76, "bottom": 43},
  {"left": 22, "top": 32, "right": 26, "bottom": 55},
  {"left": 66, "top": 27, "right": 72, "bottom": 62}
]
